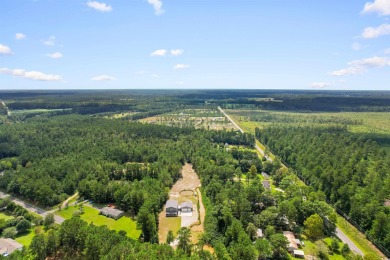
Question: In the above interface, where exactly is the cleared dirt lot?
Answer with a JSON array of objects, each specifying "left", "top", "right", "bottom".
[{"left": 158, "top": 163, "right": 205, "bottom": 244}]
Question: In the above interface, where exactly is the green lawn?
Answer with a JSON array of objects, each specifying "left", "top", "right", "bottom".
[
  {"left": 15, "top": 228, "right": 37, "bottom": 247},
  {"left": 0, "top": 212, "right": 14, "bottom": 221},
  {"left": 57, "top": 205, "right": 141, "bottom": 239}
]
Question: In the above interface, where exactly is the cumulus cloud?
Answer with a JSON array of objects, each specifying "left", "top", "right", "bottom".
[
  {"left": 15, "top": 33, "right": 26, "bottom": 40},
  {"left": 174, "top": 64, "right": 190, "bottom": 70},
  {"left": 150, "top": 49, "right": 167, "bottom": 56},
  {"left": 43, "top": 36, "right": 56, "bottom": 46},
  {"left": 46, "top": 52, "right": 63, "bottom": 59},
  {"left": 171, "top": 49, "right": 184, "bottom": 56},
  {"left": 362, "top": 0, "right": 390, "bottom": 16},
  {"left": 0, "top": 67, "right": 62, "bottom": 81},
  {"left": 311, "top": 82, "right": 330, "bottom": 88},
  {"left": 362, "top": 23, "right": 390, "bottom": 38},
  {"left": 91, "top": 74, "right": 116, "bottom": 81},
  {"left": 331, "top": 56, "right": 390, "bottom": 76},
  {"left": 148, "top": 0, "right": 164, "bottom": 15},
  {"left": 0, "top": 44, "right": 13, "bottom": 55},
  {"left": 87, "top": 1, "right": 112, "bottom": 12}
]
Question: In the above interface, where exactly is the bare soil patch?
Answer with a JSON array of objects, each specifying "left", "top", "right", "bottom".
[{"left": 158, "top": 163, "right": 205, "bottom": 244}]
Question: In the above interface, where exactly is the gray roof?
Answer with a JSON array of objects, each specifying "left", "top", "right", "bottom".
[
  {"left": 262, "top": 180, "right": 271, "bottom": 189},
  {"left": 0, "top": 238, "right": 23, "bottom": 255},
  {"left": 166, "top": 199, "right": 178, "bottom": 208},
  {"left": 180, "top": 201, "right": 193, "bottom": 208},
  {"left": 99, "top": 207, "right": 124, "bottom": 217}
]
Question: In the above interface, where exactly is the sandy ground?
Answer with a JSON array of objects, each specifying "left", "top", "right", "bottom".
[{"left": 158, "top": 163, "right": 205, "bottom": 244}]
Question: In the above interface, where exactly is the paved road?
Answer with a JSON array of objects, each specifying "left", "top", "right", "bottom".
[
  {"left": 336, "top": 227, "right": 364, "bottom": 256},
  {"left": 218, "top": 106, "right": 365, "bottom": 257},
  {"left": 0, "top": 191, "right": 65, "bottom": 224}
]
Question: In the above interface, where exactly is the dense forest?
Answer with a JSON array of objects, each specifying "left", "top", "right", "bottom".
[{"left": 256, "top": 126, "right": 390, "bottom": 252}]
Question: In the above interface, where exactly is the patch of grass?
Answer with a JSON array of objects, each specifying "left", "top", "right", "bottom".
[
  {"left": 158, "top": 216, "right": 181, "bottom": 244},
  {"left": 15, "top": 228, "right": 37, "bottom": 247},
  {"left": 336, "top": 216, "right": 383, "bottom": 258},
  {"left": 57, "top": 205, "right": 140, "bottom": 239},
  {"left": 0, "top": 212, "right": 14, "bottom": 221}
]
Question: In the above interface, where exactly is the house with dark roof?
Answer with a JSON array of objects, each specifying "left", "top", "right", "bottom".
[
  {"left": 180, "top": 201, "right": 193, "bottom": 213},
  {"left": 99, "top": 207, "right": 124, "bottom": 220},
  {"left": 0, "top": 238, "right": 23, "bottom": 256},
  {"left": 166, "top": 200, "right": 178, "bottom": 217}
]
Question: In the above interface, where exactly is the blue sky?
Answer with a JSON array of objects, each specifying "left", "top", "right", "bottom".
[{"left": 1, "top": 0, "right": 390, "bottom": 90}]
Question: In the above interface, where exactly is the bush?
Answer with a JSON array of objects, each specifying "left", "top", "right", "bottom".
[{"left": 3, "top": 227, "right": 17, "bottom": 238}]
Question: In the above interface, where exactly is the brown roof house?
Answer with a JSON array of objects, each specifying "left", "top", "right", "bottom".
[
  {"left": 99, "top": 207, "right": 124, "bottom": 220},
  {"left": 282, "top": 231, "right": 298, "bottom": 252},
  {"left": 0, "top": 238, "right": 23, "bottom": 256}
]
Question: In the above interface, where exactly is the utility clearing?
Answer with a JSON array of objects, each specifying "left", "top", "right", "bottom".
[{"left": 158, "top": 163, "right": 205, "bottom": 244}]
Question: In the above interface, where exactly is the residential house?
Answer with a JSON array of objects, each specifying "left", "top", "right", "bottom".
[
  {"left": 0, "top": 238, "right": 23, "bottom": 256},
  {"left": 166, "top": 200, "right": 179, "bottom": 217},
  {"left": 99, "top": 207, "right": 124, "bottom": 220}
]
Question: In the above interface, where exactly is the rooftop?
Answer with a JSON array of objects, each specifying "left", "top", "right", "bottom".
[
  {"left": 0, "top": 238, "right": 23, "bottom": 255},
  {"left": 180, "top": 201, "right": 193, "bottom": 208},
  {"left": 99, "top": 207, "right": 124, "bottom": 217},
  {"left": 166, "top": 199, "right": 178, "bottom": 208}
]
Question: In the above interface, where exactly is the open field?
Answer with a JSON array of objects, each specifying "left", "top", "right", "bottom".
[
  {"left": 57, "top": 205, "right": 140, "bottom": 239},
  {"left": 15, "top": 228, "right": 37, "bottom": 247},
  {"left": 10, "top": 108, "right": 71, "bottom": 114},
  {"left": 227, "top": 109, "right": 390, "bottom": 153},
  {"left": 0, "top": 212, "right": 14, "bottom": 221},
  {"left": 140, "top": 108, "right": 236, "bottom": 130}
]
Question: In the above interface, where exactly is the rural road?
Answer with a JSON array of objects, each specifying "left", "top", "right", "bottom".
[
  {"left": 218, "top": 106, "right": 364, "bottom": 257},
  {"left": 336, "top": 227, "right": 364, "bottom": 256},
  {"left": 0, "top": 191, "right": 65, "bottom": 224},
  {"left": 218, "top": 106, "right": 272, "bottom": 161}
]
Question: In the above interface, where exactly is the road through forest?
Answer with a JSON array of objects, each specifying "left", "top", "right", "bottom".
[
  {"left": 0, "top": 191, "right": 65, "bottom": 224},
  {"left": 218, "top": 106, "right": 364, "bottom": 256}
]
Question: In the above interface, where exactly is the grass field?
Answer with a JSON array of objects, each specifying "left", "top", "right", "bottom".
[
  {"left": 0, "top": 212, "right": 14, "bottom": 221},
  {"left": 15, "top": 228, "right": 37, "bottom": 247},
  {"left": 57, "top": 205, "right": 141, "bottom": 239},
  {"left": 11, "top": 108, "right": 71, "bottom": 114}
]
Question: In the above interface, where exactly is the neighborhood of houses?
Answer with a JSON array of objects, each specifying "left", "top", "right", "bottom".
[{"left": 165, "top": 199, "right": 193, "bottom": 217}]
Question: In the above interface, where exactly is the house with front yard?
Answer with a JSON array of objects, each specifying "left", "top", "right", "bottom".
[
  {"left": 99, "top": 207, "right": 124, "bottom": 220},
  {"left": 166, "top": 200, "right": 178, "bottom": 217},
  {"left": 180, "top": 201, "right": 193, "bottom": 213},
  {"left": 0, "top": 238, "right": 23, "bottom": 256}
]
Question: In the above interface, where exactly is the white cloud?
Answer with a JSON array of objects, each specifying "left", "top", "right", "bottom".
[
  {"left": 15, "top": 33, "right": 26, "bottom": 40},
  {"left": 384, "top": 47, "right": 390, "bottom": 54},
  {"left": 135, "top": 70, "right": 147, "bottom": 75},
  {"left": 150, "top": 49, "right": 167, "bottom": 56},
  {"left": 147, "top": 0, "right": 164, "bottom": 15},
  {"left": 0, "top": 44, "right": 13, "bottom": 55},
  {"left": 0, "top": 67, "right": 62, "bottom": 81},
  {"left": 174, "top": 64, "right": 190, "bottom": 70},
  {"left": 46, "top": 52, "right": 63, "bottom": 59},
  {"left": 91, "top": 74, "right": 116, "bottom": 81},
  {"left": 362, "top": 24, "right": 390, "bottom": 38},
  {"left": 331, "top": 56, "right": 390, "bottom": 76},
  {"left": 87, "top": 1, "right": 112, "bottom": 12},
  {"left": 311, "top": 82, "right": 329, "bottom": 88},
  {"left": 362, "top": 0, "right": 390, "bottom": 16},
  {"left": 151, "top": 74, "right": 159, "bottom": 78},
  {"left": 171, "top": 49, "right": 184, "bottom": 56},
  {"left": 177, "top": 81, "right": 185, "bottom": 85},
  {"left": 43, "top": 36, "right": 56, "bottom": 46},
  {"left": 352, "top": 42, "right": 363, "bottom": 50}
]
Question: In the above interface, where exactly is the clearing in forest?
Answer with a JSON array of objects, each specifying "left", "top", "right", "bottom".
[{"left": 158, "top": 163, "right": 205, "bottom": 244}]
